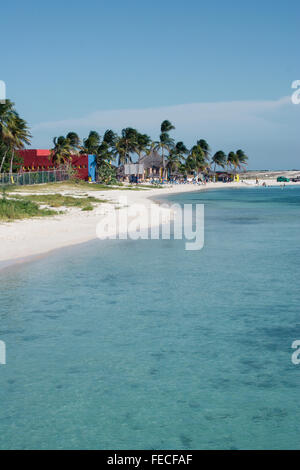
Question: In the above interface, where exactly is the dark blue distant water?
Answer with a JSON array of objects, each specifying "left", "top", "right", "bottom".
[{"left": 0, "top": 186, "right": 299, "bottom": 449}]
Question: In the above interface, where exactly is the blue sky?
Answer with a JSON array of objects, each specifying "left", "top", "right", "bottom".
[{"left": 1, "top": 0, "right": 300, "bottom": 168}]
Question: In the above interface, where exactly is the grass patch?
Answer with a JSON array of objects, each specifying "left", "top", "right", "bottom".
[
  {"left": 81, "top": 205, "right": 94, "bottom": 211},
  {"left": 64, "top": 181, "right": 120, "bottom": 191},
  {"left": 131, "top": 184, "right": 163, "bottom": 189},
  {"left": 0, "top": 198, "right": 56, "bottom": 222},
  {"left": 143, "top": 184, "right": 163, "bottom": 188},
  {"left": 10, "top": 181, "right": 115, "bottom": 192},
  {"left": 11, "top": 194, "right": 107, "bottom": 208},
  {"left": 9, "top": 181, "right": 162, "bottom": 193}
]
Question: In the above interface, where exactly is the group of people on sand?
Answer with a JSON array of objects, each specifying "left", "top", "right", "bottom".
[
  {"left": 149, "top": 177, "right": 209, "bottom": 185},
  {"left": 256, "top": 178, "right": 268, "bottom": 187}
]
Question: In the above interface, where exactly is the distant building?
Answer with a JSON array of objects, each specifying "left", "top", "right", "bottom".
[
  {"left": 117, "top": 150, "right": 165, "bottom": 182},
  {"left": 139, "top": 150, "right": 165, "bottom": 178},
  {"left": 17, "top": 149, "right": 97, "bottom": 181},
  {"left": 214, "top": 171, "right": 239, "bottom": 182}
]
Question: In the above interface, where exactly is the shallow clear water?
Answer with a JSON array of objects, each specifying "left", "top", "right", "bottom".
[{"left": 0, "top": 186, "right": 300, "bottom": 449}]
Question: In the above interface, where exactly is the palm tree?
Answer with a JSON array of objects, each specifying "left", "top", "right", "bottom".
[
  {"left": 188, "top": 141, "right": 208, "bottom": 178},
  {"left": 0, "top": 100, "right": 15, "bottom": 173},
  {"left": 7, "top": 113, "right": 31, "bottom": 175},
  {"left": 177, "top": 161, "right": 189, "bottom": 178},
  {"left": 103, "top": 129, "right": 117, "bottom": 147},
  {"left": 135, "top": 133, "right": 151, "bottom": 162},
  {"left": 211, "top": 150, "right": 227, "bottom": 173},
  {"left": 197, "top": 139, "right": 211, "bottom": 162},
  {"left": 51, "top": 136, "right": 72, "bottom": 166},
  {"left": 236, "top": 149, "right": 248, "bottom": 170},
  {"left": 174, "top": 141, "right": 188, "bottom": 158},
  {"left": 166, "top": 141, "right": 188, "bottom": 178},
  {"left": 96, "top": 141, "right": 112, "bottom": 169},
  {"left": 0, "top": 101, "right": 31, "bottom": 175},
  {"left": 96, "top": 132, "right": 117, "bottom": 166},
  {"left": 66, "top": 132, "right": 81, "bottom": 153},
  {"left": 166, "top": 152, "right": 181, "bottom": 176},
  {"left": 154, "top": 121, "right": 175, "bottom": 178},
  {"left": 121, "top": 127, "right": 138, "bottom": 158},
  {"left": 99, "top": 129, "right": 118, "bottom": 167},
  {"left": 161, "top": 120, "right": 175, "bottom": 134},
  {"left": 93, "top": 130, "right": 118, "bottom": 181},
  {"left": 113, "top": 136, "right": 132, "bottom": 166},
  {"left": 0, "top": 143, "right": 13, "bottom": 173},
  {"left": 227, "top": 151, "right": 239, "bottom": 172},
  {"left": 113, "top": 139, "right": 126, "bottom": 166},
  {"left": 113, "top": 128, "right": 138, "bottom": 166},
  {"left": 82, "top": 131, "right": 101, "bottom": 154},
  {"left": 185, "top": 154, "right": 197, "bottom": 175}
]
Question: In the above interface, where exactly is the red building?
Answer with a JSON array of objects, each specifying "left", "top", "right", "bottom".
[{"left": 17, "top": 149, "right": 95, "bottom": 181}]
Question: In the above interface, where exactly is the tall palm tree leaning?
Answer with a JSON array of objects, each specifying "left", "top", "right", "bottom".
[
  {"left": 8, "top": 114, "right": 31, "bottom": 176},
  {"left": 154, "top": 120, "right": 175, "bottom": 179},
  {"left": 227, "top": 151, "right": 239, "bottom": 174},
  {"left": 211, "top": 150, "right": 227, "bottom": 175},
  {"left": 236, "top": 149, "right": 248, "bottom": 171},
  {"left": 197, "top": 139, "right": 211, "bottom": 163},
  {"left": 133, "top": 132, "right": 151, "bottom": 182},
  {"left": 0, "top": 100, "right": 31, "bottom": 175}
]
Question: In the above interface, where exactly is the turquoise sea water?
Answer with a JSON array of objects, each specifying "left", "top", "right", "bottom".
[{"left": 0, "top": 186, "right": 300, "bottom": 449}]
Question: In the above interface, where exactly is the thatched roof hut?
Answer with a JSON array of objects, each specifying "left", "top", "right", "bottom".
[
  {"left": 139, "top": 150, "right": 164, "bottom": 177},
  {"left": 139, "top": 150, "right": 163, "bottom": 170}
]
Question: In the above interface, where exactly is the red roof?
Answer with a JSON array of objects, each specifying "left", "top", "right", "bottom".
[{"left": 18, "top": 149, "right": 51, "bottom": 158}]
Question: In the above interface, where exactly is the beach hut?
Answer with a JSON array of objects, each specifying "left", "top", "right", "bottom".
[{"left": 139, "top": 150, "right": 165, "bottom": 180}]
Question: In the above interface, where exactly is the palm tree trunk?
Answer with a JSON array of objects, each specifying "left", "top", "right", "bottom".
[
  {"left": 9, "top": 150, "right": 14, "bottom": 176},
  {"left": 137, "top": 151, "right": 142, "bottom": 183},
  {"left": 0, "top": 149, "right": 8, "bottom": 173}
]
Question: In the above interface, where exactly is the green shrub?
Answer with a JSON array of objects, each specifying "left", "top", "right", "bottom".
[
  {"left": 0, "top": 198, "right": 55, "bottom": 221},
  {"left": 81, "top": 205, "right": 94, "bottom": 211}
]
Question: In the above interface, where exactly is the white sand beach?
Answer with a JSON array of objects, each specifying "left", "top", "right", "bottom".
[{"left": 0, "top": 178, "right": 299, "bottom": 267}]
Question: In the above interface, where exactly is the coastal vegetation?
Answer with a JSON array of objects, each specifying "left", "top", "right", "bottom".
[
  {"left": 0, "top": 178, "right": 163, "bottom": 220},
  {"left": 0, "top": 187, "right": 110, "bottom": 221},
  {"left": 49, "top": 122, "right": 248, "bottom": 181},
  {"left": 0, "top": 100, "right": 250, "bottom": 221},
  {"left": 10, "top": 180, "right": 160, "bottom": 193},
  {"left": 11, "top": 193, "right": 106, "bottom": 209},
  {"left": 0, "top": 100, "right": 31, "bottom": 174},
  {"left": 0, "top": 187, "right": 56, "bottom": 221},
  {"left": 1, "top": 100, "right": 248, "bottom": 184},
  {"left": 51, "top": 120, "right": 248, "bottom": 184},
  {"left": 0, "top": 197, "right": 56, "bottom": 221}
]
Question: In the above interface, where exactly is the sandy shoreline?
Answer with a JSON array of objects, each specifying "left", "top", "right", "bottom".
[{"left": 0, "top": 179, "right": 299, "bottom": 269}]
